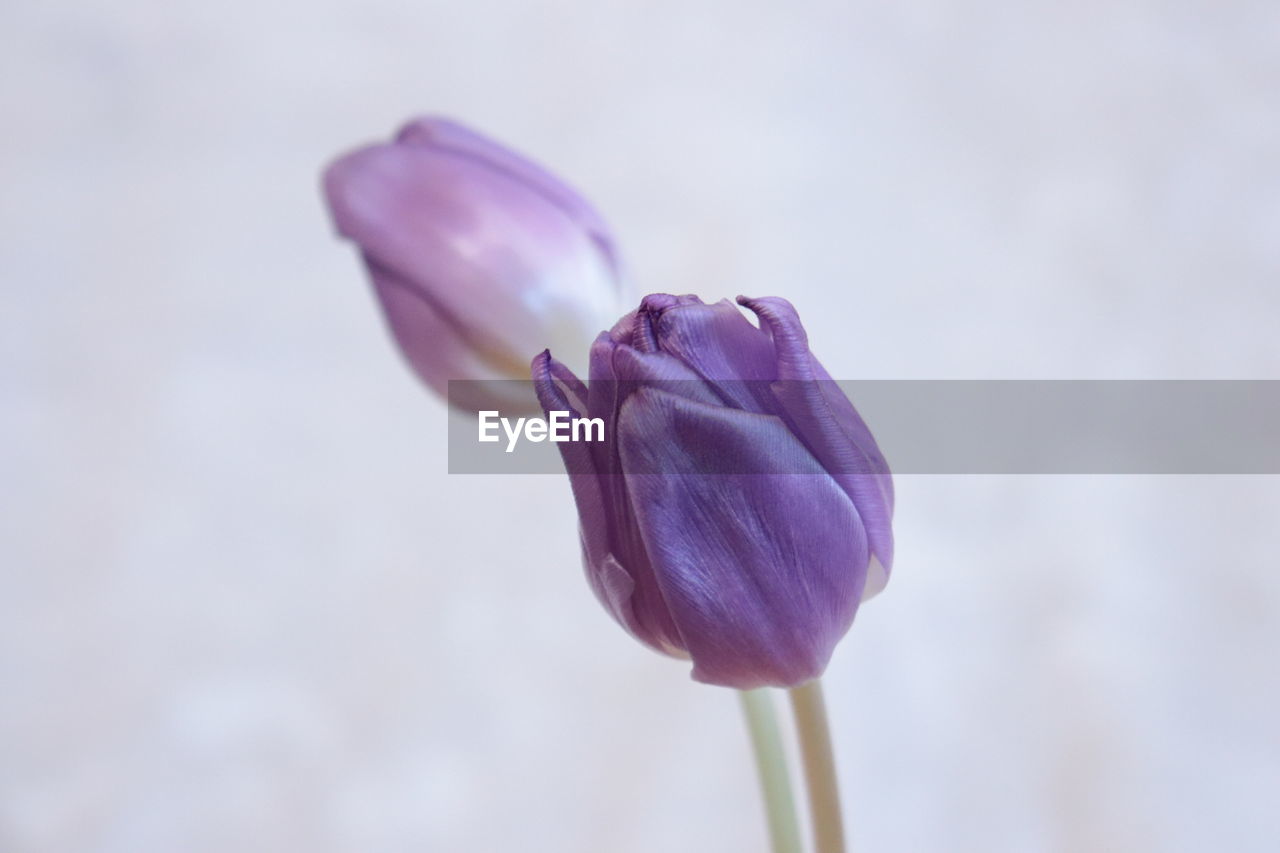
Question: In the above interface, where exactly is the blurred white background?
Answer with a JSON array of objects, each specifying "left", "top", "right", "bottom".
[{"left": 3, "top": 1, "right": 1279, "bottom": 851}]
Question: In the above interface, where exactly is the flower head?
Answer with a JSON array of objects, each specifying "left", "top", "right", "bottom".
[
  {"left": 324, "top": 117, "right": 627, "bottom": 412},
  {"left": 534, "top": 294, "right": 893, "bottom": 688}
]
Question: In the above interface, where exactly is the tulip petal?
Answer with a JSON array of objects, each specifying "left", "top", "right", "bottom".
[
  {"left": 610, "top": 347, "right": 723, "bottom": 403},
  {"left": 532, "top": 351, "right": 593, "bottom": 475},
  {"left": 537, "top": 348, "right": 685, "bottom": 655},
  {"left": 394, "top": 116, "right": 621, "bottom": 277},
  {"left": 533, "top": 351, "right": 647, "bottom": 640},
  {"left": 607, "top": 296, "right": 702, "bottom": 351},
  {"left": 622, "top": 297, "right": 780, "bottom": 417},
  {"left": 648, "top": 298, "right": 777, "bottom": 383},
  {"left": 739, "top": 296, "right": 895, "bottom": 574},
  {"left": 365, "top": 257, "right": 537, "bottom": 411},
  {"left": 323, "top": 130, "right": 620, "bottom": 385},
  {"left": 618, "top": 388, "right": 869, "bottom": 688}
]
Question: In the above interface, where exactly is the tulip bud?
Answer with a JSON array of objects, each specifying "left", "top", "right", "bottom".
[
  {"left": 323, "top": 117, "right": 628, "bottom": 412},
  {"left": 533, "top": 294, "right": 893, "bottom": 689}
]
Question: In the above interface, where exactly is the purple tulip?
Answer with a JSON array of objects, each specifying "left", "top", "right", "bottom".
[
  {"left": 323, "top": 117, "right": 628, "bottom": 412},
  {"left": 533, "top": 294, "right": 894, "bottom": 689}
]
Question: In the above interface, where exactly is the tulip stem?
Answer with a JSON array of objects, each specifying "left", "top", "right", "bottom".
[
  {"left": 789, "top": 679, "right": 846, "bottom": 853},
  {"left": 738, "top": 689, "right": 804, "bottom": 853}
]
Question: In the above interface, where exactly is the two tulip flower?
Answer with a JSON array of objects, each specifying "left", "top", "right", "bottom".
[{"left": 325, "top": 118, "right": 893, "bottom": 690}]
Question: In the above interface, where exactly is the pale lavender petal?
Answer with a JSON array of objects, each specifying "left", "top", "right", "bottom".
[
  {"left": 323, "top": 124, "right": 623, "bottom": 392},
  {"left": 366, "top": 257, "right": 537, "bottom": 412},
  {"left": 394, "top": 116, "right": 620, "bottom": 276}
]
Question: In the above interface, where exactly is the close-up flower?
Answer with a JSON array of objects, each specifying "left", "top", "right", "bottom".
[
  {"left": 8, "top": 4, "right": 1277, "bottom": 851},
  {"left": 323, "top": 117, "right": 628, "bottom": 412},
  {"left": 533, "top": 293, "right": 894, "bottom": 689}
]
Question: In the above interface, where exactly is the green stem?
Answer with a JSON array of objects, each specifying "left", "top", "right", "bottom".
[
  {"left": 789, "top": 679, "right": 846, "bottom": 853},
  {"left": 738, "top": 689, "right": 804, "bottom": 853}
]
